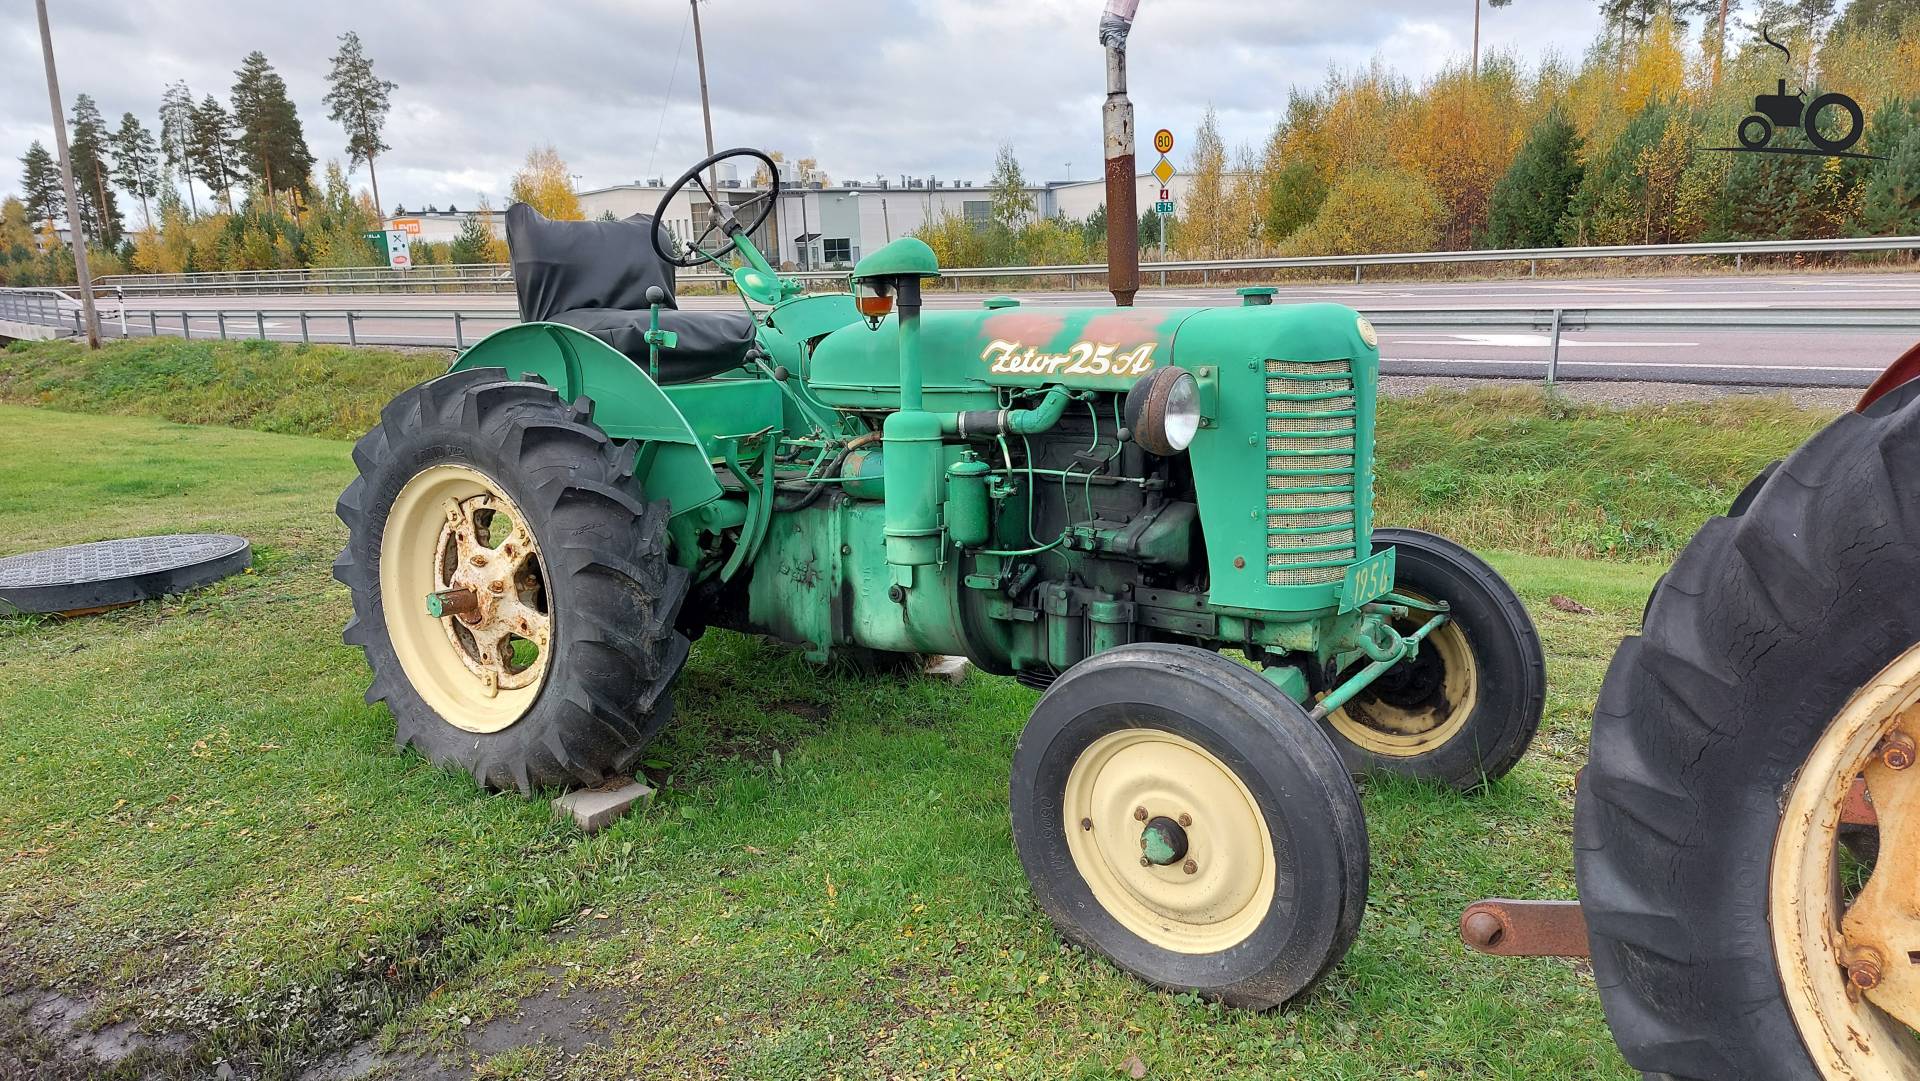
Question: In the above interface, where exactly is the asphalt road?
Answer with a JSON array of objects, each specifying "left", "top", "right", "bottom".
[{"left": 83, "top": 270, "right": 1920, "bottom": 388}]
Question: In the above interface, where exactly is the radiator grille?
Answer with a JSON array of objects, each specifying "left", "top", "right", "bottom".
[{"left": 1263, "top": 358, "right": 1357, "bottom": 586}]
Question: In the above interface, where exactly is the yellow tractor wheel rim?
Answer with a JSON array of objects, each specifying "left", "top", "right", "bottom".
[
  {"left": 379, "top": 464, "right": 551, "bottom": 734},
  {"left": 1062, "top": 728, "right": 1277, "bottom": 954},
  {"left": 1773, "top": 640, "right": 1920, "bottom": 1079},
  {"left": 1327, "top": 592, "right": 1478, "bottom": 757}
]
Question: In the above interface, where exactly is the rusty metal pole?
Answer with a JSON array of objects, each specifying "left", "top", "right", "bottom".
[
  {"left": 1100, "top": 0, "right": 1141, "bottom": 307},
  {"left": 35, "top": 0, "right": 100, "bottom": 349}
]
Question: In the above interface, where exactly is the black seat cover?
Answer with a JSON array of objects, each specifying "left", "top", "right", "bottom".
[{"left": 505, "top": 203, "right": 756, "bottom": 384}]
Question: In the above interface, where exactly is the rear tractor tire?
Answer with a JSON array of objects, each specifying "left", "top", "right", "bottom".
[
  {"left": 1576, "top": 381, "right": 1920, "bottom": 1080},
  {"left": 1319, "top": 527, "right": 1546, "bottom": 790},
  {"left": 334, "top": 368, "right": 691, "bottom": 792},
  {"left": 1010, "top": 644, "right": 1368, "bottom": 1008}
]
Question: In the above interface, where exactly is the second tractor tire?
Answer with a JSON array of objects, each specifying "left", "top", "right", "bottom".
[
  {"left": 335, "top": 368, "right": 692, "bottom": 792},
  {"left": 1576, "top": 381, "right": 1920, "bottom": 1080}
]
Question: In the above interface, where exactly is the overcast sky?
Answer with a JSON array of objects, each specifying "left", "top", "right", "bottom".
[{"left": 2, "top": 0, "right": 1610, "bottom": 212}]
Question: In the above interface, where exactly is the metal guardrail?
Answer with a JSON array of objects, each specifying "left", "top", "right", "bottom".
[
  {"left": 79, "top": 235, "right": 1920, "bottom": 296},
  {"left": 5, "top": 286, "right": 1917, "bottom": 387},
  {"left": 0, "top": 287, "right": 72, "bottom": 326}
]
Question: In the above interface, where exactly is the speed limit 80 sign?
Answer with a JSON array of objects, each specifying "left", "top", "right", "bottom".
[{"left": 1153, "top": 128, "right": 1174, "bottom": 154}]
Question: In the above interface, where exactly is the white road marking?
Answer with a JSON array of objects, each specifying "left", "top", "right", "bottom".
[
  {"left": 1388, "top": 334, "right": 1699, "bottom": 348},
  {"left": 1390, "top": 356, "right": 1876, "bottom": 372}
]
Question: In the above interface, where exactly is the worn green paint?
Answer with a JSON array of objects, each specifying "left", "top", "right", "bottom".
[
  {"left": 451, "top": 322, "right": 721, "bottom": 519},
  {"left": 944, "top": 456, "right": 992, "bottom": 548},
  {"left": 1142, "top": 823, "right": 1181, "bottom": 865},
  {"left": 851, "top": 236, "right": 940, "bottom": 282},
  {"left": 451, "top": 236, "right": 1397, "bottom": 701}
]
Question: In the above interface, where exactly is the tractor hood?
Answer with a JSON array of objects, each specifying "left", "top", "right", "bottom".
[
  {"left": 807, "top": 299, "right": 1381, "bottom": 616},
  {"left": 805, "top": 302, "right": 1370, "bottom": 412}
]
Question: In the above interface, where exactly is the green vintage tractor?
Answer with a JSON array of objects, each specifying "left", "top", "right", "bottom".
[{"left": 336, "top": 148, "right": 1544, "bottom": 1006}]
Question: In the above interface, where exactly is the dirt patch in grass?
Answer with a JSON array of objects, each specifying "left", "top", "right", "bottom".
[
  {"left": 0, "top": 985, "right": 197, "bottom": 1080},
  {"left": 296, "top": 974, "right": 628, "bottom": 1080}
]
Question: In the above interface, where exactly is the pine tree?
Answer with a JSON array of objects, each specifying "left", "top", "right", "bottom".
[
  {"left": 450, "top": 211, "right": 495, "bottom": 263},
  {"left": 1832, "top": 0, "right": 1920, "bottom": 35},
  {"left": 189, "top": 95, "right": 241, "bottom": 210},
  {"left": 322, "top": 31, "right": 397, "bottom": 218},
  {"left": 20, "top": 142, "right": 64, "bottom": 230},
  {"left": 111, "top": 113, "right": 162, "bottom": 230},
  {"left": 159, "top": 80, "right": 199, "bottom": 214},
  {"left": 69, "top": 94, "right": 123, "bottom": 247},
  {"left": 1262, "top": 158, "right": 1326, "bottom": 245},
  {"left": 231, "top": 51, "right": 315, "bottom": 212},
  {"left": 1479, "top": 107, "right": 1584, "bottom": 247},
  {"left": 1860, "top": 98, "right": 1920, "bottom": 234}
]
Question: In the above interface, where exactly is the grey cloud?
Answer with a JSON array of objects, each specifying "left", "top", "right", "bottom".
[{"left": 2, "top": 0, "right": 1604, "bottom": 209}]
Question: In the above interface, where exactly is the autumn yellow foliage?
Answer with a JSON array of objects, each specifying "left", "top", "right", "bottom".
[{"left": 509, "top": 145, "right": 583, "bottom": 220}]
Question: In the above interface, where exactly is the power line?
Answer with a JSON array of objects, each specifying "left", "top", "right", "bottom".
[{"left": 647, "top": 5, "right": 693, "bottom": 181}]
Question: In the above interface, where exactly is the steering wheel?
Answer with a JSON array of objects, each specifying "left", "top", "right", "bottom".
[{"left": 651, "top": 148, "right": 781, "bottom": 269}]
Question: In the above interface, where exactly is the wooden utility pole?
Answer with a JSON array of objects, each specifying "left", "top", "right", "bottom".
[
  {"left": 35, "top": 0, "right": 99, "bottom": 348},
  {"left": 690, "top": 0, "right": 718, "bottom": 193}
]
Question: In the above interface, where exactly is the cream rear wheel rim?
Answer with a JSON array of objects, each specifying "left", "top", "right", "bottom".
[
  {"left": 1328, "top": 593, "right": 1478, "bottom": 757},
  {"left": 379, "top": 464, "right": 550, "bottom": 734},
  {"left": 1062, "top": 728, "right": 1277, "bottom": 954},
  {"left": 1773, "top": 641, "right": 1920, "bottom": 1079}
]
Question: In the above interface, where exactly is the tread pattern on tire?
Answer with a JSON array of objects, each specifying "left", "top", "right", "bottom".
[
  {"left": 334, "top": 368, "right": 691, "bottom": 792},
  {"left": 1575, "top": 383, "right": 1920, "bottom": 1080}
]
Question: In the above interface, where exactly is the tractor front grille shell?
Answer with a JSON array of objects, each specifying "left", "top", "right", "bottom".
[{"left": 1263, "top": 358, "right": 1357, "bottom": 586}]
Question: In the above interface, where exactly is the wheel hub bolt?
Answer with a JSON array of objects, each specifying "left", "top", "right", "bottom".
[
  {"left": 1080, "top": 818, "right": 1093, "bottom": 832},
  {"left": 1177, "top": 813, "right": 1192, "bottom": 827},
  {"left": 489, "top": 580, "right": 506, "bottom": 594},
  {"left": 471, "top": 553, "right": 488, "bottom": 567},
  {"left": 1133, "top": 806, "right": 1148, "bottom": 822},
  {"left": 1182, "top": 859, "right": 1197, "bottom": 875},
  {"left": 1881, "top": 731, "right": 1915, "bottom": 771},
  {"left": 1848, "top": 947, "right": 1884, "bottom": 991}
]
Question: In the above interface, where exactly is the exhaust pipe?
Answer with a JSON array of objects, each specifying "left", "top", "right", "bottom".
[{"left": 1100, "top": 0, "right": 1141, "bottom": 307}]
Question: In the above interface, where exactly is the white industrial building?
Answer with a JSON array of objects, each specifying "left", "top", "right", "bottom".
[{"left": 576, "top": 168, "right": 1203, "bottom": 272}]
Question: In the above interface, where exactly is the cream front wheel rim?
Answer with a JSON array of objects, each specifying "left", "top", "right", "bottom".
[
  {"left": 379, "top": 464, "right": 551, "bottom": 734},
  {"left": 1773, "top": 641, "right": 1920, "bottom": 1079},
  {"left": 1062, "top": 728, "right": 1277, "bottom": 954},
  {"left": 1328, "top": 593, "right": 1478, "bottom": 757}
]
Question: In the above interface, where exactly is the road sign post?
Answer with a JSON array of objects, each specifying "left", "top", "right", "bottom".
[{"left": 1151, "top": 129, "right": 1175, "bottom": 273}]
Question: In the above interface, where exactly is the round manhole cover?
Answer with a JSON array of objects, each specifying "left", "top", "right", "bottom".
[{"left": 0, "top": 534, "right": 252, "bottom": 616}]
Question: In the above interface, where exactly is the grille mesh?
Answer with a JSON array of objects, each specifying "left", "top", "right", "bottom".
[{"left": 1264, "top": 358, "right": 1357, "bottom": 585}]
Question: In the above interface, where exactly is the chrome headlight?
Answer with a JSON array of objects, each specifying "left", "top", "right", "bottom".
[{"left": 1124, "top": 367, "right": 1201, "bottom": 456}]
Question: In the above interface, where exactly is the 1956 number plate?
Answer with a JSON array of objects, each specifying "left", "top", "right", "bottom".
[{"left": 1337, "top": 547, "right": 1396, "bottom": 613}]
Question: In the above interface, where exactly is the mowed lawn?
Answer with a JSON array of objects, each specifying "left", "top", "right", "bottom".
[{"left": 0, "top": 404, "right": 1656, "bottom": 1079}]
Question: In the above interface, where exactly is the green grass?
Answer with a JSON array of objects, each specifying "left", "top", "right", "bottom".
[
  {"left": 2, "top": 338, "right": 1837, "bottom": 562},
  {"left": 0, "top": 404, "right": 1662, "bottom": 1079}
]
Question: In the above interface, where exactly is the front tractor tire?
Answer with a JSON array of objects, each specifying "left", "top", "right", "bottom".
[
  {"left": 334, "top": 368, "right": 691, "bottom": 792},
  {"left": 1321, "top": 527, "right": 1546, "bottom": 789},
  {"left": 1576, "top": 382, "right": 1920, "bottom": 1080},
  {"left": 1010, "top": 644, "right": 1367, "bottom": 1009}
]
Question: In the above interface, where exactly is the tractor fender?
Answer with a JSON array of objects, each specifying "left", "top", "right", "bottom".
[
  {"left": 451, "top": 322, "right": 722, "bottom": 519},
  {"left": 1856, "top": 338, "right": 1920, "bottom": 413}
]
